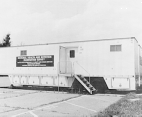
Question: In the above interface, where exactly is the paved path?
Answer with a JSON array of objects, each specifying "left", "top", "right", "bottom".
[{"left": 0, "top": 88, "right": 122, "bottom": 117}]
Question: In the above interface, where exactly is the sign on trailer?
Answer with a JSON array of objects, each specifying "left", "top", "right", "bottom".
[{"left": 16, "top": 55, "right": 54, "bottom": 67}]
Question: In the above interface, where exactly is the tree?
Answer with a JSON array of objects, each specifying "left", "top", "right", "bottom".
[{"left": 2, "top": 34, "right": 11, "bottom": 47}]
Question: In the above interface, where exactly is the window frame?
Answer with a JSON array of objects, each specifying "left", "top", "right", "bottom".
[
  {"left": 70, "top": 50, "right": 75, "bottom": 58},
  {"left": 110, "top": 45, "right": 122, "bottom": 52},
  {"left": 21, "top": 50, "right": 27, "bottom": 56}
]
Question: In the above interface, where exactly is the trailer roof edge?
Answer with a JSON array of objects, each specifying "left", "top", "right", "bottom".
[
  {"left": 2, "top": 37, "right": 139, "bottom": 48},
  {"left": 47, "top": 37, "right": 137, "bottom": 45}
]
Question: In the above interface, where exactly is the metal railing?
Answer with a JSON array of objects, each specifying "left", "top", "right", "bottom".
[
  {"left": 58, "top": 61, "right": 91, "bottom": 83},
  {"left": 74, "top": 61, "right": 91, "bottom": 83}
]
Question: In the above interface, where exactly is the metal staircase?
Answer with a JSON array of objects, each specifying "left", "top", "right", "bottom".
[{"left": 74, "top": 75, "right": 96, "bottom": 94}]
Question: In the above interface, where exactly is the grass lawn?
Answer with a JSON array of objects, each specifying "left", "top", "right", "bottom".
[{"left": 94, "top": 93, "right": 142, "bottom": 117}]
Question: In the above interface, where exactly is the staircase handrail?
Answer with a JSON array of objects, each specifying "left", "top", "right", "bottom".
[{"left": 74, "top": 61, "right": 91, "bottom": 83}]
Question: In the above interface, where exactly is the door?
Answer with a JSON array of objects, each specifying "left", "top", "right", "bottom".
[
  {"left": 59, "top": 46, "right": 66, "bottom": 74},
  {"left": 66, "top": 47, "right": 78, "bottom": 74},
  {"left": 59, "top": 46, "right": 78, "bottom": 74}
]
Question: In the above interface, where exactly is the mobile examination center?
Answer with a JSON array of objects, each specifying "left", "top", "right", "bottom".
[{"left": 0, "top": 37, "right": 141, "bottom": 94}]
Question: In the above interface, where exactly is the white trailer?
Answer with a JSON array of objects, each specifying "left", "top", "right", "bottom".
[{"left": 0, "top": 37, "right": 141, "bottom": 94}]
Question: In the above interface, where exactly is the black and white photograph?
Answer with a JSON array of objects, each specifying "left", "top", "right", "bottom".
[{"left": 0, "top": 0, "right": 142, "bottom": 117}]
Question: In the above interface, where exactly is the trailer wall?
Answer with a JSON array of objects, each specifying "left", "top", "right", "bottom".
[
  {"left": 139, "top": 46, "right": 142, "bottom": 86},
  {"left": 0, "top": 38, "right": 138, "bottom": 90},
  {"left": 74, "top": 39, "right": 135, "bottom": 77},
  {"left": 0, "top": 45, "right": 59, "bottom": 75}
]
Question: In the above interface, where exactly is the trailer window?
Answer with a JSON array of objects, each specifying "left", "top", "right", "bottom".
[
  {"left": 21, "top": 50, "right": 27, "bottom": 56},
  {"left": 110, "top": 45, "right": 121, "bottom": 52},
  {"left": 70, "top": 50, "right": 75, "bottom": 58}
]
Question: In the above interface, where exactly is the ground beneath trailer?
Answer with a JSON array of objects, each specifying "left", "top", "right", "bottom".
[{"left": 0, "top": 88, "right": 123, "bottom": 117}]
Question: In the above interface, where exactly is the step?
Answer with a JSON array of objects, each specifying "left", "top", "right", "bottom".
[
  {"left": 74, "top": 75, "right": 96, "bottom": 94},
  {"left": 86, "top": 82, "right": 90, "bottom": 86},
  {"left": 89, "top": 87, "right": 94, "bottom": 90},
  {"left": 80, "top": 77, "right": 84, "bottom": 79},
  {"left": 82, "top": 79, "right": 88, "bottom": 83},
  {"left": 74, "top": 75, "right": 92, "bottom": 94}
]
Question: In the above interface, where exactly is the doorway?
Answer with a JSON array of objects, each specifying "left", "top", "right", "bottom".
[{"left": 59, "top": 46, "right": 78, "bottom": 74}]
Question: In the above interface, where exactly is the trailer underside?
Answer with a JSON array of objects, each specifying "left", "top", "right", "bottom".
[{"left": 8, "top": 74, "right": 136, "bottom": 94}]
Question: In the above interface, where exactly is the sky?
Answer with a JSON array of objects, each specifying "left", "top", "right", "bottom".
[{"left": 0, "top": 0, "right": 142, "bottom": 46}]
